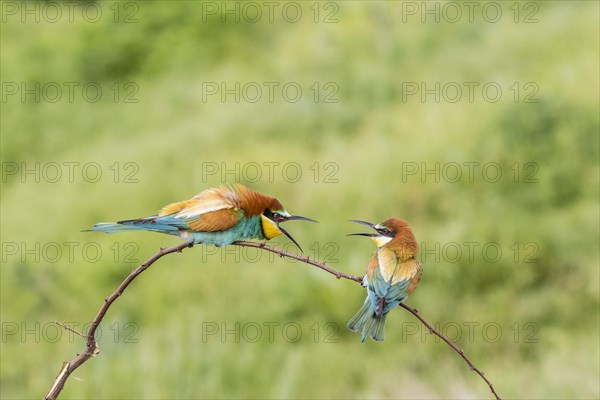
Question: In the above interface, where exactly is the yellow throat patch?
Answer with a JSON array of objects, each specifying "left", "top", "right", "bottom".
[
  {"left": 372, "top": 235, "right": 392, "bottom": 248},
  {"left": 260, "top": 215, "right": 283, "bottom": 239}
]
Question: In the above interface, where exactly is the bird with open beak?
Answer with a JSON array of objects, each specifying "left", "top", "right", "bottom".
[
  {"left": 347, "top": 218, "right": 422, "bottom": 342},
  {"left": 85, "top": 184, "right": 317, "bottom": 252}
]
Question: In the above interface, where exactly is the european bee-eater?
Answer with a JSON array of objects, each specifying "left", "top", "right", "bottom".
[
  {"left": 347, "top": 219, "right": 422, "bottom": 342},
  {"left": 85, "top": 184, "right": 317, "bottom": 251}
]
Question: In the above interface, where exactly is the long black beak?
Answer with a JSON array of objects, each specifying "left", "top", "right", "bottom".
[
  {"left": 278, "top": 225, "right": 305, "bottom": 253},
  {"left": 349, "top": 219, "right": 375, "bottom": 228},
  {"left": 347, "top": 219, "right": 377, "bottom": 237},
  {"left": 278, "top": 215, "right": 318, "bottom": 253},
  {"left": 282, "top": 215, "right": 318, "bottom": 223}
]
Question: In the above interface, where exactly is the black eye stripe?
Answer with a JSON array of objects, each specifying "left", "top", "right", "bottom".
[{"left": 264, "top": 209, "right": 277, "bottom": 220}]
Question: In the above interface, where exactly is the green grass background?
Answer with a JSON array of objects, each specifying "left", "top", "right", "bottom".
[{"left": 1, "top": 1, "right": 599, "bottom": 398}]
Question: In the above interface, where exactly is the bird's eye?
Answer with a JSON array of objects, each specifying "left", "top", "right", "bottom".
[
  {"left": 378, "top": 228, "right": 390, "bottom": 235},
  {"left": 272, "top": 212, "right": 282, "bottom": 221}
]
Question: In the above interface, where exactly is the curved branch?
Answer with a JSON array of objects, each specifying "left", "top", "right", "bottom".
[
  {"left": 232, "top": 241, "right": 363, "bottom": 283},
  {"left": 46, "top": 240, "right": 502, "bottom": 400},
  {"left": 45, "top": 241, "right": 194, "bottom": 400}
]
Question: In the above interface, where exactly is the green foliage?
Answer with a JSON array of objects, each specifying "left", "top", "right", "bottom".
[{"left": 1, "top": 1, "right": 598, "bottom": 398}]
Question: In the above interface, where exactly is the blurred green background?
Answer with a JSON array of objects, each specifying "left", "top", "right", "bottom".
[{"left": 1, "top": 1, "right": 598, "bottom": 398}]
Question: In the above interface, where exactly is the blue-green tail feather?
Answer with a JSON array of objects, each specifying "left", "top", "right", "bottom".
[
  {"left": 347, "top": 299, "right": 387, "bottom": 342},
  {"left": 83, "top": 217, "right": 180, "bottom": 234}
]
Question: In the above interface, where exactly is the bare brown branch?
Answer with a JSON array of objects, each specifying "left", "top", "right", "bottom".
[
  {"left": 232, "top": 240, "right": 363, "bottom": 282},
  {"left": 45, "top": 240, "right": 194, "bottom": 400},
  {"left": 46, "top": 240, "right": 501, "bottom": 400}
]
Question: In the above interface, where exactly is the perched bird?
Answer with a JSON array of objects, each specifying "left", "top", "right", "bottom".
[
  {"left": 85, "top": 184, "right": 317, "bottom": 251},
  {"left": 347, "top": 219, "right": 422, "bottom": 342}
]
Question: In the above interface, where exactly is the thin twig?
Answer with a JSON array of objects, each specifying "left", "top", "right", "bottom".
[
  {"left": 46, "top": 239, "right": 501, "bottom": 400},
  {"left": 45, "top": 241, "right": 193, "bottom": 400},
  {"left": 53, "top": 321, "right": 85, "bottom": 339},
  {"left": 232, "top": 241, "right": 363, "bottom": 283}
]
